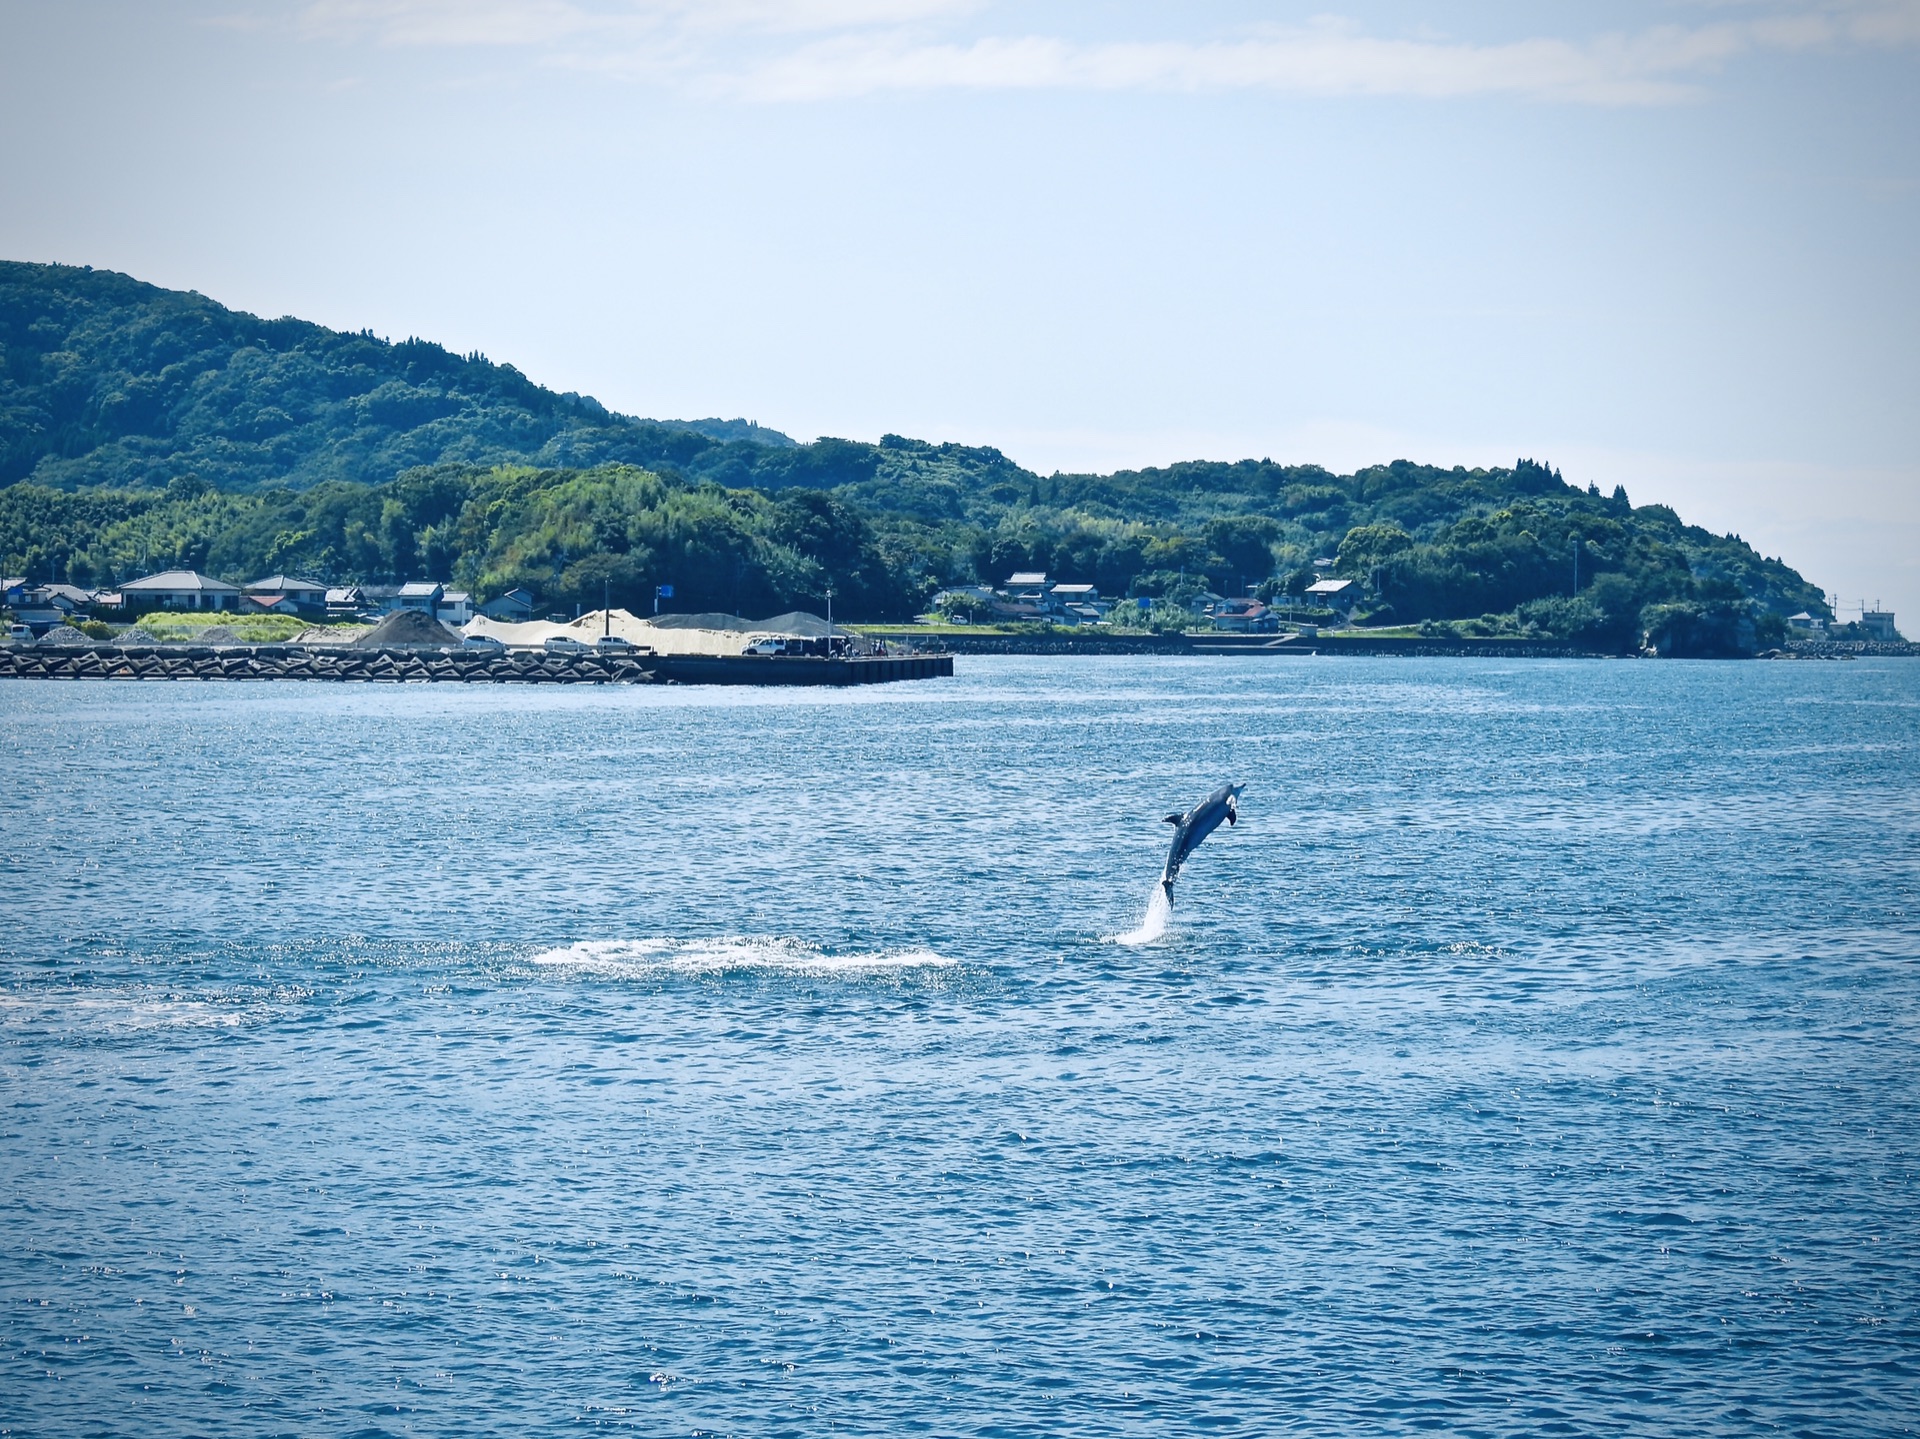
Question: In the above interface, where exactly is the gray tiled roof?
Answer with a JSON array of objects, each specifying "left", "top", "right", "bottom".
[{"left": 121, "top": 570, "right": 242, "bottom": 593}]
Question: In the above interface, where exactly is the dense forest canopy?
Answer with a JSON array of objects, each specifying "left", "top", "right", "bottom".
[{"left": 0, "top": 261, "right": 1831, "bottom": 648}]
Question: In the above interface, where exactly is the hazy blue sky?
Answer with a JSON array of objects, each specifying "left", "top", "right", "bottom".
[{"left": 3, "top": 1, "right": 1916, "bottom": 621}]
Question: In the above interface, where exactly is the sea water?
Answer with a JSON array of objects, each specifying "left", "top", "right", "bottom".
[{"left": 1, "top": 657, "right": 1916, "bottom": 1436}]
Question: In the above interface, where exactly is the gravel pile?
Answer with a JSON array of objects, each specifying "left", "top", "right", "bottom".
[{"left": 352, "top": 610, "right": 464, "bottom": 647}]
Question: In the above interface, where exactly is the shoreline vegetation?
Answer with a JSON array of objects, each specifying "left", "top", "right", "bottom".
[{"left": 0, "top": 260, "right": 1875, "bottom": 660}]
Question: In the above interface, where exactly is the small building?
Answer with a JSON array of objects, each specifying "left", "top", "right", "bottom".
[
  {"left": 120, "top": 569, "right": 243, "bottom": 613},
  {"left": 395, "top": 581, "right": 444, "bottom": 614},
  {"left": 245, "top": 574, "right": 329, "bottom": 616},
  {"left": 1006, "top": 571, "right": 1049, "bottom": 592},
  {"left": 1304, "top": 578, "right": 1356, "bottom": 604},
  {"left": 437, "top": 591, "right": 474, "bottom": 626},
  {"left": 1787, "top": 612, "right": 1823, "bottom": 633},
  {"left": 326, "top": 586, "right": 366, "bottom": 617},
  {"left": 1862, "top": 611, "right": 1899, "bottom": 641},
  {"left": 1050, "top": 583, "right": 1100, "bottom": 605},
  {"left": 39, "top": 583, "right": 95, "bottom": 614},
  {"left": 480, "top": 588, "right": 537, "bottom": 622},
  {"left": 1213, "top": 598, "right": 1278, "bottom": 633},
  {"left": 1, "top": 578, "right": 28, "bottom": 606}
]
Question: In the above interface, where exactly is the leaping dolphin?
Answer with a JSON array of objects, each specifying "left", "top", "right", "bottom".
[{"left": 1160, "top": 783, "right": 1245, "bottom": 895}]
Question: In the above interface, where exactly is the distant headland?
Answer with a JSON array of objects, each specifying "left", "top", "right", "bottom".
[{"left": 1, "top": 259, "right": 1887, "bottom": 659}]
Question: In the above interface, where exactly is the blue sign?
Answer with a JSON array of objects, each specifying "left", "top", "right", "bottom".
[{"left": 655, "top": 584, "right": 674, "bottom": 599}]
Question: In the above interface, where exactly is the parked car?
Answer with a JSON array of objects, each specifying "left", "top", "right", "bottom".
[
  {"left": 462, "top": 634, "right": 505, "bottom": 653},
  {"left": 5, "top": 623, "right": 31, "bottom": 643},
  {"left": 593, "top": 634, "right": 637, "bottom": 653},
  {"left": 543, "top": 635, "right": 590, "bottom": 655}
]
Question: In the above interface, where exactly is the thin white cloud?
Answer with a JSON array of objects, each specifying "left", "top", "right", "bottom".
[
  {"left": 292, "top": 0, "right": 978, "bottom": 47},
  {"left": 276, "top": 0, "right": 1920, "bottom": 105}
]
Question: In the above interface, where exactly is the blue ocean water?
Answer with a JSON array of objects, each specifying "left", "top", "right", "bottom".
[{"left": 2, "top": 656, "right": 1917, "bottom": 1437}]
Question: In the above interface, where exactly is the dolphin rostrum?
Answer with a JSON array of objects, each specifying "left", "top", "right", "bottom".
[{"left": 1160, "top": 783, "right": 1246, "bottom": 895}]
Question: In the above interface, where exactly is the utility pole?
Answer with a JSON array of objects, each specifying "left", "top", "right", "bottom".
[
  {"left": 1572, "top": 537, "right": 1580, "bottom": 595},
  {"left": 825, "top": 582, "right": 834, "bottom": 654},
  {"left": 603, "top": 578, "right": 610, "bottom": 638}
]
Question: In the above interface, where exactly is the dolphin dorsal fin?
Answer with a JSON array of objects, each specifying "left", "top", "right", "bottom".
[{"left": 1163, "top": 812, "right": 1184, "bottom": 825}]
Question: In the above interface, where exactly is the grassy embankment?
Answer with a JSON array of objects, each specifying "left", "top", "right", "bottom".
[{"left": 118, "top": 613, "right": 364, "bottom": 643}]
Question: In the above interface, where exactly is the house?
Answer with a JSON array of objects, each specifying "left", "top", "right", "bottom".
[
  {"left": 1787, "top": 612, "right": 1823, "bottom": 633},
  {"left": 480, "top": 588, "right": 537, "bottom": 622},
  {"left": 1212, "top": 598, "right": 1278, "bottom": 633},
  {"left": 2, "top": 581, "right": 91, "bottom": 616},
  {"left": 1862, "top": 611, "right": 1900, "bottom": 641},
  {"left": 245, "top": 574, "right": 329, "bottom": 616},
  {"left": 119, "top": 569, "right": 243, "bottom": 613},
  {"left": 1049, "top": 583, "right": 1107, "bottom": 621},
  {"left": 1004, "top": 572, "right": 1052, "bottom": 607},
  {"left": 437, "top": 591, "right": 474, "bottom": 626},
  {"left": 1, "top": 578, "right": 27, "bottom": 606},
  {"left": 1303, "top": 578, "right": 1356, "bottom": 604},
  {"left": 39, "top": 583, "right": 96, "bottom": 614},
  {"left": 395, "top": 581, "right": 444, "bottom": 614},
  {"left": 326, "top": 586, "right": 366, "bottom": 617}
]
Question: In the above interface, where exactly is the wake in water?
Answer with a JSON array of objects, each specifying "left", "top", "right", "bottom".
[
  {"left": 1109, "top": 883, "right": 1172, "bottom": 947},
  {"left": 530, "top": 935, "right": 952, "bottom": 978}
]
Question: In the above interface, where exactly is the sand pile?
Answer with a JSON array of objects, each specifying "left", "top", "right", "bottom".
[
  {"left": 351, "top": 610, "right": 463, "bottom": 647},
  {"left": 197, "top": 625, "right": 243, "bottom": 646},
  {"left": 34, "top": 625, "right": 92, "bottom": 646},
  {"left": 294, "top": 624, "right": 368, "bottom": 645},
  {"left": 462, "top": 608, "right": 845, "bottom": 657}
]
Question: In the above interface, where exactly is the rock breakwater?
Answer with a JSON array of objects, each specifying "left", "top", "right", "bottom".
[{"left": 0, "top": 645, "right": 658, "bottom": 684}]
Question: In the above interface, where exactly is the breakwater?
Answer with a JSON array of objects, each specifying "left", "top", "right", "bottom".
[
  {"left": 0, "top": 644, "right": 955, "bottom": 686},
  {"left": 0, "top": 644, "right": 660, "bottom": 683},
  {"left": 890, "top": 630, "right": 1610, "bottom": 659}
]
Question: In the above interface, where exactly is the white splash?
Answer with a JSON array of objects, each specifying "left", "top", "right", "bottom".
[
  {"left": 528, "top": 936, "right": 952, "bottom": 978},
  {"left": 1110, "top": 882, "right": 1172, "bottom": 946}
]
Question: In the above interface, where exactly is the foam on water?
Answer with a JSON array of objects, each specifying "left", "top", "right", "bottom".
[
  {"left": 528, "top": 935, "right": 953, "bottom": 977},
  {"left": 1110, "top": 881, "right": 1172, "bottom": 946}
]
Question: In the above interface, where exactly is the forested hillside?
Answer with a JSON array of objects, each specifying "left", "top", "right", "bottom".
[
  {"left": 0, "top": 262, "right": 1831, "bottom": 648},
  {"left": 0, "top": 261, "right": 792, "bottom": 491}
]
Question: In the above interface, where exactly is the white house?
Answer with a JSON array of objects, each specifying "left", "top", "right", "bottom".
[
  {"left": 437, "top": 590, "right": 474, "bottom": 626},
  {"left": 120, "top": 569, "right": 243, "bottom": 612}
]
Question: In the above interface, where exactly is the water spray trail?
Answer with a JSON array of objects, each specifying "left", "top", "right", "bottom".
[{"left": 1110, "top": 882, "right": 1172, "bottom": 946}]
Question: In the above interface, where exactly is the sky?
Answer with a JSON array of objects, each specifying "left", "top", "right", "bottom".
[{"left": 2, "top": 0, "right": 1916, "bottom": 623}]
